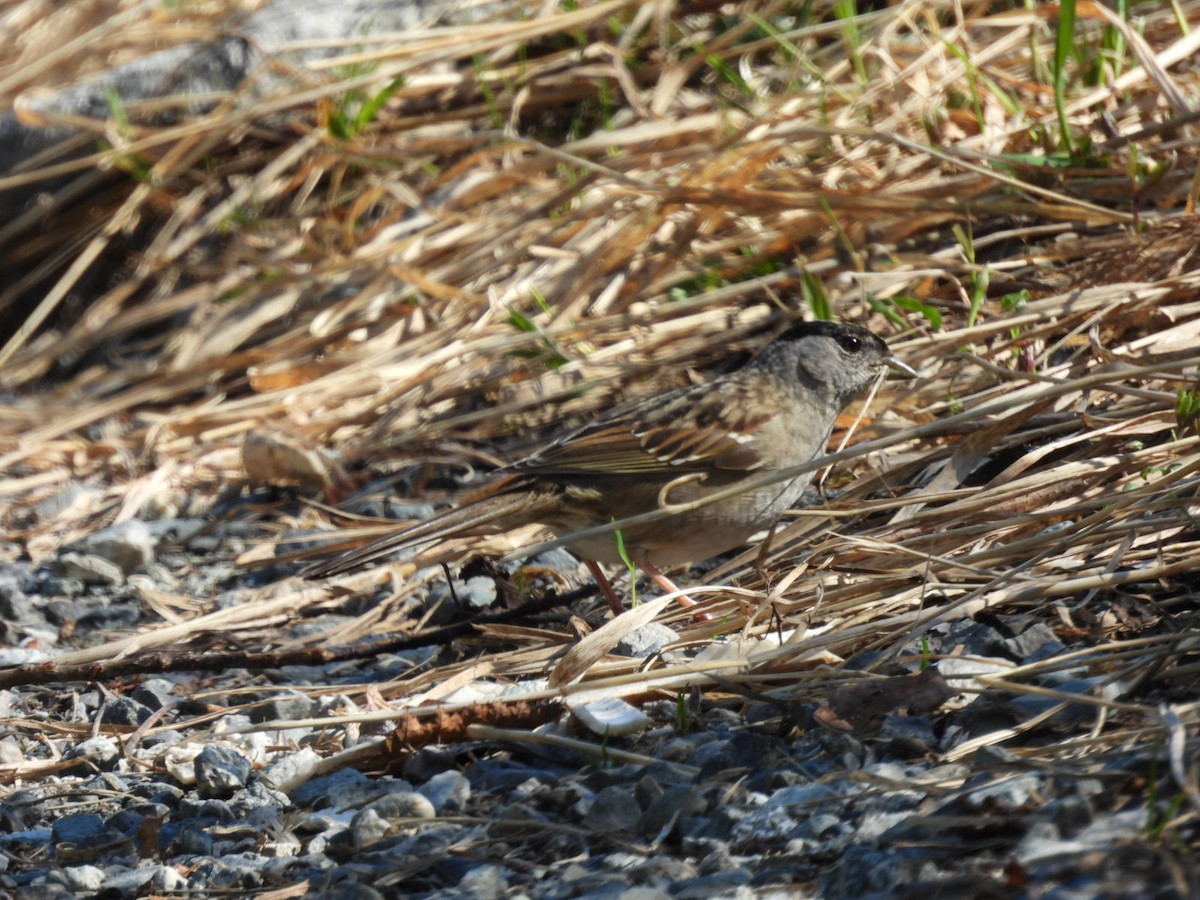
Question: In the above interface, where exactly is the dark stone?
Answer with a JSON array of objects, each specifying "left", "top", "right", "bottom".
[
  {"left": 194, "top": 745, "right": 252, "bottom": 799},
  {"left": 51, "top": 813, "right": 106, "bottom": 845},
  {"left": 62, "top": 736, "right": 120, "bottom": 771},
  {"left": 167, "top": 824, "right": 213, "bottom": 856},
  {"left": 673, "top": 868, "right": 752, "bottom": 898},
  {"left": 176, "top": 798, "right": 236, "bottom": 823},
  {"left": 1000, "top": 623, "right": 1065, "bottom": 661},
  {"left": 130, "top": 782, "right": 184, "bottom": 807},
  {"left": 879, "top": 714, "right": 938, "bottom": 756},
  {"left": 638, "top": 786, "right": 706, "bottom": 838},
  {"left": 0, "top": 575, "right": 34, "bottom": 621},
  {"left": 249, "top": 693, "right": 317, "bottom": 723},
  {"left": 403, "top": 747, "right": 459, "bottom": 784},
  {"left": 290, "top": 768, "right": 373, "bottom": 809},
  {"left": 104, "top": 809, "right": 145, "bottom": 837},
  {"left": 77, "top": 603, "right": 141, "bottom": 631},
  {"left": 99, "top": 696, "right": 154, "bottom": 727},
  {"left": 14, "top": 885, "right": 77, "bottom": 900},
  {"left": 131, "top": 678, "right": 178, "bottom": 710},
  {"left": 72, "top": 519, "right": 155, "bottom": 574},
  {"left": 588, "top": 786, "right": 642, "bottom": 833}
]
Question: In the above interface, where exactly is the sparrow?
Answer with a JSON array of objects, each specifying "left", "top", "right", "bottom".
[{"left": 304, "top": 320, "right": 915, "bottom": 612}]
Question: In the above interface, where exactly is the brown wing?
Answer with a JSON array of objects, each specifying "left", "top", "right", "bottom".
[{"left": 512, "top": 377, "right": 774, "bottom": 476}]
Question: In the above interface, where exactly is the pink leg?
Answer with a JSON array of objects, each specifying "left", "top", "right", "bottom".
[
  {"left": 584, "top": 560, "right": 625, "bottom": 614},
  {"left": 638, "top": 560, "right": 698, "bottom": 608}
]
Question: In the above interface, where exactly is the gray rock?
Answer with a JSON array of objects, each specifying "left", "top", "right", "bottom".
[
  {"left": 855, "top": 810, "right": 915, "bottom": 841},
  {"left": 188, "top": 855, "right": 264, "bottom": 891},
  {"left": 730, "top": 803, "right": 800, "bottom": 844},
  {"left": 616, "top": 889, "right": 672, "bottom": 900},
  {"left": 457, "top": 863, "right": 509, "bottom": 898},
  {"left": 51, "top": 813, "right": 106, "bottom": 845},
  {"left": 250, "top": 692, "right": 317, "bottom": 723},
  {"left": 73, "top": 519, "right": 155, "bottom": 574},
  {"left": 1045, "top": 795, "right": 1094, "bottom": 836},
  {"left": 634, "top": 775, "right": 664, "bottom": 810},
  {"left": 132, "top": 678, "right": 179, "bottom": 710},
  {"left": 351, "top": 808, "right": 392, "bottom": 850},
  {"left": 260, "top": 747, "right": 322, "bottom": 794},
  {"left": 0, "top": 827, "right": 53, "bottom": 849},
  {"left": 232, "top": 782, "right": 289, "bottom": 815},
  {"left": 614, "top": 623, "right": 679, "bottom": 658},
  {"left": 194, "top": 745, "right": 253, "bottom": 799},
  {"left": 101, "top": 867, "right": 157, "bottom": 893},
  {"left": 638, "top": 786, "right": 706, "bottom": 839},
  {"left": 62, "top": 736, "right": 120, "bottom": 771},
  {"left": 972, "top": 744, "right": 1020, "bottom": 766},
  {"left": 36, "top": 575, "right": 85, "bottom": 598},
  {"left": 61, "top": 865, "right": 105, "bottom": 892},
  {"left": 308, "top": 886, "right": 385, "bottom": 900},
  {"left": 965, "top": 773, "right": 1043, "bottom": 812},
  {"left": 290, "top": 768, "right": 373, "bottom": 809},
  {"left": 261, "top": 827, "right": 302, "bottom": 858},
  {"left": 366, "top": 791, "right": 435, "bottom": 821},
  {"left": 57, "top": 552, "right": 124, "bottom": 586},
  {"left": 460, "top": 574, "right": 498, "bottom": 608},
  {"left": 169, "top": 825, "right": 213, "bottom": 856},
  {"left": 672, "top": 868, "right": 752, "bottom": 899},
  {"left": 879, "top": 714, "right": 937, "bottom": 754},
  {"left": 151, "top": 865, "right": 189, "bottom": 892},
  {"left": 1013, "top": 676, "right": 1124, "bottom": 724},
  {"left": 1000, "top": 623, "right": 1065, "bottom": 661},
  {"left": 0, "top": 740, "right": 23, "bottom": 765},
  {"left": 99, "top": 696, "right": 153, "bottom": 726},
  {"left": 417, "top": 770, "right": 471, "bottom": 813},
  {"left": 34, "top": 483, "right": 98, "bottom": 521},
  {"left": 800, "top": 812, "right": 845, "bottom": 841},
  {"left": 104, "top": 809, "right": 145, "bottom": 837},
  {"left": 588, "top": 786, "right": 642, "bottom": 833},
  {"left": 0, "top": 575, "right": 33, "bottom": 621},
  {"left": 15, "top": 885, "right": 76, "bottom": 900},
  {"left": 935, "top": 654, "right": 1014, "bottom": 692},
  {"left": 768, "top": 782, "right": 843, "bottom": 807},
  {"left": 78, "top": 602, "right": 141, "bottom": 631},
  {"left": 820, "top": 845, "right": 939, "bottom": 896},
  {"left": 0, "top": 647, "right": 50, "bottom": 666}
]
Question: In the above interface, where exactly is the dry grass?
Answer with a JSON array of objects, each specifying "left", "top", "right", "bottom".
[{"left": 1, "top": 0, "right": 1199, "bottom": 824}]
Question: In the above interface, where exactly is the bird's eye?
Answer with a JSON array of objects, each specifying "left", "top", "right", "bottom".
[{"left": 837, "top": 334, "right": 862, "bottom": 353}]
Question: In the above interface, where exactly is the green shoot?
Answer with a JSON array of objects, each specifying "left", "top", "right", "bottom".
[
  {"left": 798, "top": 269, "right": 833, "bottom": 322},
  {"left": 952, "top": 221, "right": 988, "bottom": 327},
  {"left": 1175, "top": 388, "right": 1200, "bottom": 436},
  {"left": 703, "top": 49, "right": 753, "bottom": 99},
  {"left": 888, "top": 295, "right": 943, "bottom": 331},
  {"left": 1094, "top": 0, "right": 1128, "bottom": 84},
  {"left": 1144, "top": 743, "right": 1187, "bottom": 841},
  {"left": 1002, "top": 289, "right": 1030, "bottom": 341},
  {"left": 613, "top": 522, "right": 637, "bottom": 606},
  {"left": 505, "top": 295, "right": 568, "bottom": 369},
  {"left": 833, "top": 0, "right": 868, "bottom": 87},
  {"left": 104, "top": 86, "right": 133, "bottom": 138},
  {"left": 473, "top": 56, "right": 505, "bottom": 130},
  {"left": 325, "top": 56, "right": 404, "bottom": 141},
  {"left": 1053, "top": 0, "right": 1078, "bottom": 152},
  {"left": 946, "top": 376, "right": 964, "bottom": 415}
]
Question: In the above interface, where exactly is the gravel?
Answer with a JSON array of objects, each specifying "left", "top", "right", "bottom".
[{"left": 0, "top": 505, "right": 1193, "bottom": 899}]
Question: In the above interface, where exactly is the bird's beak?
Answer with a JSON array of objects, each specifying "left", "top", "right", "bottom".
[{"left": 883, "top": 356, "right": 918, "bottom": 379}]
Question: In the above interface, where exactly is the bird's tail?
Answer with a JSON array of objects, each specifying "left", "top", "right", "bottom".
[{"left": 300, "top": 479, "right": 553, "bottom": 578}]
